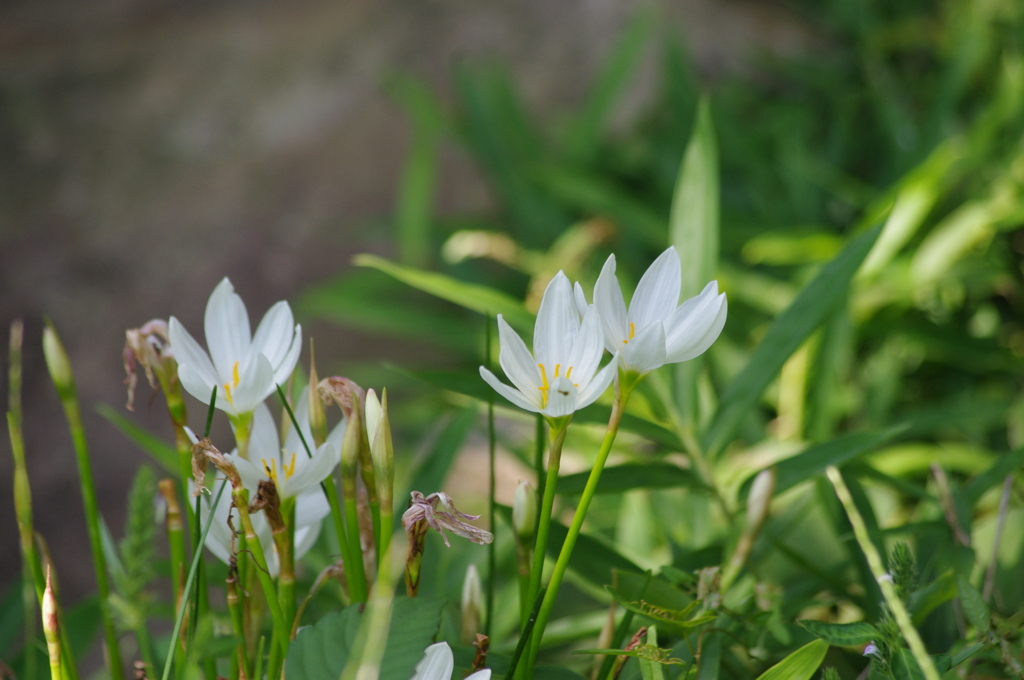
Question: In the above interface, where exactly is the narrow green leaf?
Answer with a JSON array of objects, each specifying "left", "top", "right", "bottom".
[
  {"left": 961, "top": 446, "right": 1024, "bottom": 508},
  {"left": 702, "top": 225, "right": 882, "bottom": 457},
  {"left": 638, "top": 626, "right": 667, "bottom": 680},
  {"left": 909, "top": 571, "right": 957, "bottom": 624},
  {"left": 955, "top": 573, "right": 990, "bottom": 632},
  {"left": 97, "top": 404, "right": 179, "bottom": 474},
  {"left": 671, "top": 95, "right": 719, "bottom": 301},
  {"left": 949, "top": 642, "right": 985, "bottom": 668},
  {"left": 286, "top": 597, "right": 444, "bottom": 680},
  {"left": 354, "top": 254, "right": 534, "bottom": 329},
  {"left": 798, "top": 620, "right": 878, "bottom": 646},
  {"left": 754, "top": 640, "right": 829, "bottom": 680},
  {"left": 556, "top": 463, "right": 701, "bottom": 496},
  {"left": 696, "top": 633, "right": 721, "bottom": 680}
]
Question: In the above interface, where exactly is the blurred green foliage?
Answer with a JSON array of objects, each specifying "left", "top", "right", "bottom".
[{"left": 300, "top": 0, "right": 1024, "bottom": 677}]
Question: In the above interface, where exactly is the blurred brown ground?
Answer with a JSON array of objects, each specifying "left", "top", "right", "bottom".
[{"left": 0, "top": 0, "right": 812, "bottom": 603}]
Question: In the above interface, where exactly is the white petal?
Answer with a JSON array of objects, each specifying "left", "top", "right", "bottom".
[
  {"left": 479, "top": 367, "right": 542, "bottom": 413},
  {"left": 295, "top": 486, "right": 331, "bottom": 524},
  {"left": 663, "top": 282, "right": 721, "bottom": 358},
  {"left": 230, "top": 353, "right": 276, "bottom": 415},
  {"left": 542, "top": 377, "right": 578, "bottom": 418},
  {"left": 246, "top": 402, "right": 280, "bottom": 464},
  {"left": 667, "top": 294, "right": 727, "bottom": 363},
  {"left": 593, "top": 254, "right": 629, "bottom": 352},
  {"left": 573, "top": 282, "right": 589, "bottom": 317},
  {"left": 177, "top": 362, "right": 223, "bottom": 412},
  {"left": 251, "top": 301, "right": 295, "bottom": 369},
  {"left": 465, "top": 672, "right": 491, "bottom": 680},
  {"left": 196, "top": 482, "right": 235, "bottom": 565},
  {"left": 204, "top": 278, "right": 252, "bottom": 380},
  {"left": 628, "top": 247, "right": 681, "bottom": 331},
  {"left": 292, "top": 518, "right": 323, "bottom": 562},
  {"left": 566, "top": 305, "right": 604, "bottom": 386},
  {"left": 496, "top": 315, "right": 542, "bottom": 396},
  {"left": 621, "top": 321, "right": 666, "bottom": 373},
  {"left": 326, "top": 417, "right": 346, "bottom": 463},
  {"left": 272, "top": 324, "right": 302, "bottom": 387},
  {"left": 168, "top": 317, "right": 218, "bottom": 388},
  {"left": 533, "top": 272, "right": 579, "bottom": 370},
  {"left": 229, "top": 454, "right": 266, "bottom": 490},
  {"left": 283, "top": 387, "right": 313, "bottom": 457},
  {"left": 411, "top": 643, "right": 455, "bottom": 680},
  {"left": 576, "top": 357, "right": 617, "bottom": 409},
  {"left": 284, "top": 441, "right": 336, "bottom": 498}
]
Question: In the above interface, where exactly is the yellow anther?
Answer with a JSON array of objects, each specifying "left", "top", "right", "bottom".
[
  {"left": 554, "top": 364, "right": 561, "bottom": 378},
  {"left": 537, "top": 363, "right": 550, "bottom": 408},
  {"left": 222, "top": 361, "right": 241, "bottom": 406},
  {"left": 622, "top": 322, "right": 636, "bottom": 344},
  {"left": 231, "top": 361, "right": 240, "bottom": 388},
  {"left": 222, "top": 383, "right": 234, "bottom": 405},
  {"left": 282, "top": 452, "right": 297, "bottom": 480},
  {"left": 262, "top": 459, "right": 278, "bottom": 484},
  {"left": 565, "top": 366, "right": 573, "bottom": 379}
]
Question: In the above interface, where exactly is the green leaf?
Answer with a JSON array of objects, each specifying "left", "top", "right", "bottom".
[
  {"left": 639, "top": 626, "right": 668, "bottom": 680},
  {"left": 671, "top": 95, "right": 719, "bottom": 301},
  {"left": 0, "top": 578, "right": 23, "bottom": 658},
  {"left": 97, "top": 404, "right": 179, "bottom": 475},
  {"left": 556, "top": 463, "right": 701, "bottom": 496},
  {"left": 354, "top": 254, "right": 534, "bottom": 330},
  {"left": 956, "top": 573, "right": 990, "bottom": 632},
  {"left": 697, "top": 632, "right": 721, "bottom": 680},
  {"left": 754, "top": 640, "right": 829, "bottom": 680},
  {"left": 798, "top": 620, "right": 878, "bottom": 646},
  {"left": 285, "top": 597, "right": 444, "bottom": 680},
  {"left": 702, "top": 225, "right": 882, "bottom": 457},
  {"left": 605, "top": 585, "right": 710, "bottom": 633},
  {"left": 909, "top": 571, "right": 957, "bottom": 624},
  {"left": 891, "top": 648, "right": 926, "bottom": 680},
  {"left": 949, "top": 642, "right": 985, "bottom": 668},
  {"left": 961, "top": 446, "right": 1024, "bottom": 508},
  {"left": 740, "top": 426, "right": 907, "bottom": 499}
]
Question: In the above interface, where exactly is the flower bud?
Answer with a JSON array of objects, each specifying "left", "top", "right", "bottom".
[
  {"left": 307, "top": 341, "right": 327, "bottom": 447},
  {"left": 365, "top": 389, "right": 393, "bottom": 508},
  {"left": 43, "top": 324, "right": 75, "bottom": 400},
  {"left": 512, "top": 481, "right": 535, "bottom": 538},
  {"left": 461, "top": 564, "right": 483, "bottom": 645},
  {"left": 745, "top": 468, "right": 776, "bottom": 531},
  {"left": 318, "top": 377, "right": 364, "bottom": 420},
  {"left": 42, "top": 566, "right": 61, "bottom": 680}
]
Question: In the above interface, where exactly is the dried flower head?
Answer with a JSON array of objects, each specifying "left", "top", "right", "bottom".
[
  {"left": 402, "top": 491, "right": 493, "bottom": 547},
  {"left": 123, "top": 320, "right": 174, "bottom": 410}
]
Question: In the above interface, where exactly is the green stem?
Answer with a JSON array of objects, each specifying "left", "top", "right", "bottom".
[
  {"left": 46, "top": 328, "right": 125, "bottom": 680},
  {"left": 226, "top": 564, "right": 249, "bottom": 680},
  {"left": 826, "top": 466, "right": 940, "bottom": 680},
  {"left": 526, "top": 392, "right": 628, "bottom": 672},
  {"left": 343, "top": 496, "right": 369, "bottom": 601},
  {"left": 525, "top": 424, "right": 568, "bottom": 627}
]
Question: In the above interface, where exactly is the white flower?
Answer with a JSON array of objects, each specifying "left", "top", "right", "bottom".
[
  {"left": 410, "top": 642, "right": 489, "bottom": 680},
  {"left": 196, "top": 477, "right": 324, "bottom": 579},
  {"left": 578, "top": 247, "right": 727, "bottom": 375},
  {"left": 479, "top": 272, "right": 616, "bottom": 419},
  {"left": 168, "top": 277, "right": 302, "bottom": 420},
  {"left": 227, "top": 389, "right": 342, "bottom": 501}
]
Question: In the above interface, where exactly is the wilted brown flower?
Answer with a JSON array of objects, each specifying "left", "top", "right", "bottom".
[{"left": 402, "top": 491, "right": 493, "bottom": 547}]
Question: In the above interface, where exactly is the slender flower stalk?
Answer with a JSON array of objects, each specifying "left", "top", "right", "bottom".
[
  {"left": 158, "top": 479, "right": 189, "bottom": 663},
  {"left": 366, "top": 389, "right": 395, "bottom": 560},
  {"left": 826, "top": 466, "right": 940, "bottom": 680},
  {"left": 524, "top": 424, "right": 567, "bottom": 627},
  {"left": 226, "top": 561, "right": 249, "bottom": 680},
  {"left": 721, "top": 467, "right": 776, "bottom": 593},
  {"left": 335, "top": 387, "right": 370, "bottom": 602},
  {"left": 523, "top": 384, "right": 631, "bottom": 674},
  {"left": 43, "top": 324, "right": 125, "bottom": 680}
]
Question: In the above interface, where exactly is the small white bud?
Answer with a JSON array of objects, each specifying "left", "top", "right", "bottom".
[
  {"left": 365, "top": 388, "right": 382, "bottom": 451},
  {"left": 461, "top": 564, "right": 483, "bottom": 645},
  {"left": 745, "top": 468, "right": 776, "bottom": 530},
  {"left": 512, "top": 481, "right": 536, "bottom": 538}
]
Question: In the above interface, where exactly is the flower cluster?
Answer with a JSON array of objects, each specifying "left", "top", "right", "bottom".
[{"left": 481, "top": 246, "right": 727, "bottom": 417}]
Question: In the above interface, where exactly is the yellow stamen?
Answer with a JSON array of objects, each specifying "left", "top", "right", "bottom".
[
  {"left": 554, "top": 364, "right": 561, "bottom": 378},
  {"left": 622, "top": 322, "right": 636, "bottom": 344},
  {"left": 232, "top": 361, "right": 240, "bottom": 388},
  {"left": 565, "top": 366, "right": 573, "bottom": 379},
  {"left": 222, "top": 361, "right": 241, "bottom": 406},
  {"left": 263, "top": 459, "right": 278, "bottom": 484},
  {"left": 282, "top": 452, "right": 297, "bottom": 480},
  {"left": 537, "top": 362, "right": 576, "bottom": 408}
]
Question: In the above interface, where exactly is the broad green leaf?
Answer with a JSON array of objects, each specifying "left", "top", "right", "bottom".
[
  {"left": 956, "top": 573, "right": 990, "bottom": 632},
  {"left": 354, "top": 254, "right": 535, "bottom": 330},
  {"left": 799, "top": 620, "right": 878, "bottom": 646},
  {"left": 298, "top": 270, "right": 479, "bottom": 351},
  {"left": 671, "top": 96, "right": 719, "bottom": 301},
  {"left": 497, "top": 505, "right": 641, "bottom": 587},
  {"left": 740, "top": 426, "right": 907, "bottom": 499},
  {"left": 859, "top": 141, "right": 959, "bottom": 278},
  {"left": 702, "top": 225, "right": 882, "bottom": 458},
  {"left": 97, "top": 404, "right": 179, "bottom": 475},
  {"left": 285, "top": 597, "right": 443, "bottom": 680},
  {"left": 605, "top": 585, "right": 710, "bottom": 633},
  {"left": 556, "top": 463, "right": 701, "bottom": 496},
  {"left": 891, "top": 648, "right": 925, "bottom": 680},
  {"left": 697, "top": 632, "right": 721, "bottom": 680},
  {"left": 754, "top": 640, "right": 829, "bottom": 680},
  {"left": 909, "top": 571, "right": 957, "bottom": 624}
]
